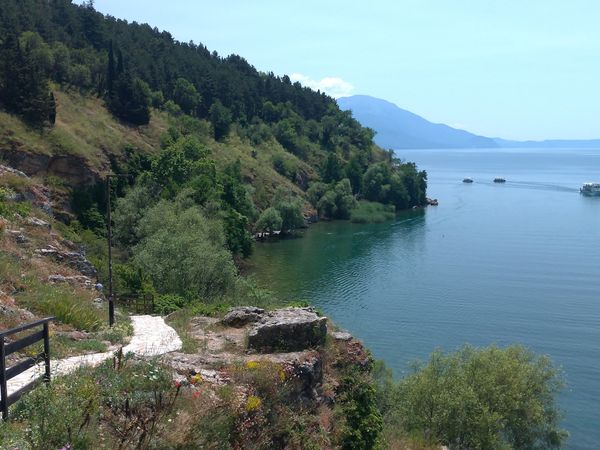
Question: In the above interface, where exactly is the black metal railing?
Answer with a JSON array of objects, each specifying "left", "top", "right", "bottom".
[{"left": 0, "top": 317, "right": 55, "bottom": 420}]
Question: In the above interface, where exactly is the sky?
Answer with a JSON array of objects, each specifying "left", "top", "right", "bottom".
[{"left": 85, "top": 1, "right": 600, "bottom": 140}]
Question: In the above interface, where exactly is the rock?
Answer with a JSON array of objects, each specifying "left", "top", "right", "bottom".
[
  {"left": 331, "top": 331, "right": 353, "bottom": 341},
  {"left": 221, "top": 306, "right": 265, "bottom": 327},
  {"left": 36, "top": 247, "right": 97, "bottom": 277},
  {"left": 294, "top": 353, "right": 323, "bottom": 400},
  {"left": 247, "top": 307, "right": 327, "bottom": 353},
  {"left": 48, "top": 274, "right": 94, "bottom": 288},
  {"left": 15, "top": 233, "right": 28, "bottom": 244},
  {"left": 64, "top": 252, "right": 97, "bottom": 277},
  {"left": 67, "top": 330, "right": 89, "bottom": 341},
  {"left": 0, "top": 164, "right": 28, "bottom": 178},
  {"left": 48, "top": 274, "right": 67, "bottom": 283},
  {"left": 27, "top": 217, "right": 51, "bottom": 228}
]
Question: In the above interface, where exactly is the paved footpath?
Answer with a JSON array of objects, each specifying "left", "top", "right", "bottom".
[{"left": 7, "top": 315, "right": 182, "bottom": 397}]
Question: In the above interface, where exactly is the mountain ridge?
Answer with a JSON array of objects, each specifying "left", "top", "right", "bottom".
[{"left": 338, "top": 95, "right": 600, "bottom": 149}]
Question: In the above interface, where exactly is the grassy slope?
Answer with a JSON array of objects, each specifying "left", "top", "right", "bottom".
[
  {"left": 0, "top": 88, "right": 168, "bottom": 172},
  {"left": 0, "top": 87, "right": 317, "bottom": 210}
]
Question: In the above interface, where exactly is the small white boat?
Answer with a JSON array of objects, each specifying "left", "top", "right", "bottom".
[
  {"left": 463, "top": 177, "right": 473, "bottom": 183},
  {"left": 580, "top": 182, "right": 600, "bottom": 196},
  {"left": 493, "top": 177, "right": 506, "bottom": 183}
]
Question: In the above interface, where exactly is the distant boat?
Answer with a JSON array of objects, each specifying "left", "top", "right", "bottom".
[
  {"left": 463, "top": 177, "right": 474, "bottom": 183},
  {"left": 493, "top": 177, "right": 506, "bottom": 183},
  {"left": 580, "top": 182, "right": 600, "bottom": 196}
]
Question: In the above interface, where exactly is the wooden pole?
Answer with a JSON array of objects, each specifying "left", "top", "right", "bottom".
[{"left": 0, "top": 336, "right": 8, "bottom": 420}]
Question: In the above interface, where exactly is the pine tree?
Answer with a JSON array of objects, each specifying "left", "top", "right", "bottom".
[{"left": 0, "top": 34, "right": 56, "bottom": 126}]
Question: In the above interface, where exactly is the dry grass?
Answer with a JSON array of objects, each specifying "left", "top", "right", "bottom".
[{"left": 0, "top": 87, "right": 169, "bottom": 173}]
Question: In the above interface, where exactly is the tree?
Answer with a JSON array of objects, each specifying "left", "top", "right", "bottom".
[
  {"left": 133, "top": 197, "right": 237, "bottom": 299},
  {"left": 273, "top": 189, "right": 305, "bottom": 232},
  {"left": 172, "top": 77, "right": 201, "bottom": 114},
  {"left": 0, "top": 34, "right": 56, "bottom": 126},
  {"left": 393, "top": 345, "right": 567, "bottom": 449},
  {"left": 255, "top": 207, "right": 282, "bottom": 233},
  {"left": 209, "top": 100, "right": 232, "bottom": 141},
  {"left": 322, "top": 152, "right": 344, "bottom": 183},
  {"left": 108, "top": 73, "right": 151, "bottom": 125}
]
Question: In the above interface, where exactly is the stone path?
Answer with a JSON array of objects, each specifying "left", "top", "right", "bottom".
[{"left": 7, "top": 315, "right": 182, "bottom": 397}]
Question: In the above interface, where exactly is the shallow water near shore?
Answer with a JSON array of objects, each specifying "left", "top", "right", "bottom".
[{"left": 249, "top": 147, "right": 600, "bottom": 449}]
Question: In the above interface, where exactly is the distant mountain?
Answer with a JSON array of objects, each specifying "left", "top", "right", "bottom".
[
  {"left": 337, "top": 95, "right": 498, "bottom": 149},
  {"left": 338, "top": 95, "right": 600, "bottom": 150}
]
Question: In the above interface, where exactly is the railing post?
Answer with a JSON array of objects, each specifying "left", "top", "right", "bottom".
[
  {"left": 0, "top": 336, "right": 8, "bottom": 420},
  {"left": 43, "top": 323, "right": 51, "bottom": 383}
]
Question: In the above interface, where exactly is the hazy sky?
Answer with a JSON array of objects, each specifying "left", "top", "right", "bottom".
[{"left": 87, "top": 1, "right": 599, "bottom": 140}]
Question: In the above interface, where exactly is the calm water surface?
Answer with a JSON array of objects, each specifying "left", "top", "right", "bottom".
[{"left": 250, "top": 148, "right": 600, "bottom": 449}]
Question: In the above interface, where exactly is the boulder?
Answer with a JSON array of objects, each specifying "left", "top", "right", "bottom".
[
  {"left": 221, "top": 306, "right": 265, "bottom": 327},
  {"left": 331, "top": 331, "right": 353, "bottom": 341},
  {"left": 247, "top": 307, "right": 327, "bottom": 353}
]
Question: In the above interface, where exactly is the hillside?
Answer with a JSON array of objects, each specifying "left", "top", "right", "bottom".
[{"left": 338, "top": 95, "right": 498, "bottom": 149}]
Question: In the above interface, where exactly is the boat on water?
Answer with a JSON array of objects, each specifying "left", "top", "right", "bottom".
[
  {"left": 493, "top": 177, "right": 506, "bottom": 183},
  {"left": 580, "top": 182, "right": 600, "bottom": 196},
  {"left": 463, "top": 177, "right": 473, "bottom": 183}
]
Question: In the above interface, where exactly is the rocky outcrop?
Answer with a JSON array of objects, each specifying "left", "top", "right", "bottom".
[
  {"left": 247, "top": 307, "right": 327, "bottom": 353},
  {"left": 221, "top": 306, "right": 265, "bottom": 327},
  {"left": 35, "top": 245, "right": 97, "bottom": 277},
  {"left": 1, "top": 151, "right": 100, "bottom": 186}
]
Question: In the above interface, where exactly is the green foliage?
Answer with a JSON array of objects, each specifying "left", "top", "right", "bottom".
[
  {"left": 2, "top": 357, "right": 179, "bottom": 450},
  {"left": 16, "top": 279, "right": 104, "bottom": 331},
  {"left": 0, "top": 34, "right": 55, "bottom": 126},
  {"left": 107, "top": 72, "right": 151, "bottom": 125},
  {"left": 362, "top": 161, "right": 427, "bottom": 210},
  {"left": 0, "top": 187, "right": 32, "bottom": 218},
  {"left": 255, "top": 207, "right": 283, "bottom": 233},
  {"left": 391, "top": 345, "right": 567, "bottom": 449},
  {"left": 272, "top": 153, "right": 298, "bottom": 180},
  {"left": 209, "top": 99, "right": 233, "bottom": 140},
  {"left": 273, "top": 188, "right": 305, "bottom": 232},
  {"left": 154, "top": 293, "right": 188, "bottom": 315},
  {"left": 336, "top": 373, "right": 383, "bottom": 450},
  {"left": 132, "top": 196, "right": 237, "bottom": 300},
  {"left": 308, "top": 178, "right": 356, "bottom": 220},
  {"left": 173, "top": 77, "right": 201, "bottom": 114},
  {"left": 350, "top": 200, "right": 396, "bottom": 224}
]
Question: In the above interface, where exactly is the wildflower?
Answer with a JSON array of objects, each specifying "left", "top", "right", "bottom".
[
  {"left": 193, "top": 390, "right": 201, "bottom": 399},
  {"left": 246, "top": 361, "right": 260, "bottom": 370},
  {"left": 190, "top": 373, "right": 203, "bottom": 384},
  {"left": 173, "top": 380, "right": 182, "bottom": 389},
  {"left": 245, "top": 395, "right": 262, "bottom": 411}
]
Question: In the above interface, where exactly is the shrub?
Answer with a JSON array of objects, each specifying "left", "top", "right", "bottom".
[
  {"left": 393, "top": 345, "right": 567, "bottom": 449},
  {"left": 132, "top": 197, "right": 237, "bottom": 300},
  {"left": 154, "top": 293, "right": 187, "bottom": 315},
  {"left": 255, "top": 207, "right": 282, "bottom": 233},
  {"left": 3, "top": 356, "right": 179, "bottom": 450}
]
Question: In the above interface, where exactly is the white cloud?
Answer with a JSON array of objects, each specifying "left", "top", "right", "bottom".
[{"left": 290, "top": 73, "right": 354, "bottom": 98}]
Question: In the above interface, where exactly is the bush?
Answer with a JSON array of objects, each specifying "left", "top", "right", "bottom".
[
  {"left": 255, "top": 207, "right": 282, "bottom": 233},
  {"left": 393, "top": 345, "right": 567, "bottom": 449},
  {"left": 132, "top": 197, "right": 237, "bottom": 300},
  {"left": 2, "top": 356, "right": 179, "bottom": 450},
  {"left": 154, "top": 293, "right": 187, "bottom": 315}
]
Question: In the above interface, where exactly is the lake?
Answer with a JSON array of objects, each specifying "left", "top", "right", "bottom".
[{"left": 249, "top": 148, "right": 600, "bottom": 449}]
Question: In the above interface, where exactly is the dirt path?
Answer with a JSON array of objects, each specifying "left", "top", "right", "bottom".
[{"left": 7, "top": 315, "right": 182, "bottom": 397}]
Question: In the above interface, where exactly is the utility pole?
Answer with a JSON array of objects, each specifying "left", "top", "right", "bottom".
[{"left": 106, "top": 174, "right": 130, "bottom": 326}]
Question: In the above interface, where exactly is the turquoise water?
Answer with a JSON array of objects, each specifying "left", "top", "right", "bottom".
[{"left": 249, "top": 148, "right": 600, "bottom": 449}]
